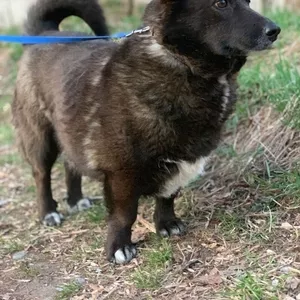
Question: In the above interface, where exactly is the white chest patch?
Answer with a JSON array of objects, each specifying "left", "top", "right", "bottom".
[
  {"left": 159, "top": 157, "right": 209, "bottom": 198},
  {"left": 218, "top": 75, "right": 230, "bottom": 121}
]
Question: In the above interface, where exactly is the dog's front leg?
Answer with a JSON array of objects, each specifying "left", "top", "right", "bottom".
[
  {"left": 104, "top": 170, "right": 139, "bottom": 264},
  {"left": 154, "top": 192, "right": 186, "bottom": 237}
]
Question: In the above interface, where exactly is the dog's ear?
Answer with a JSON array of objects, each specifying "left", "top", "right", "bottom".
[
  {"left": 143, "top": 0, "right": 175, "bottom": 22},
  {"left": 143, "top": 0, "right": 179, "bottom": 38}
]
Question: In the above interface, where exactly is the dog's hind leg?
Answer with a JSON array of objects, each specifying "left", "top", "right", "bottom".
[
  {"left": 104, "top": 170, "right": 140, "bottom": 264},
  {"left": 30, "top": 129, "right": 62, "bottom": 226},
  {"left": 64, "top": 162, "right": 92, "bottom": 214}
]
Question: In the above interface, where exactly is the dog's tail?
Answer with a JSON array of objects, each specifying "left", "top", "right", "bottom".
[{"left": 25, "top": 0, "right": 109, "bottom": 36}]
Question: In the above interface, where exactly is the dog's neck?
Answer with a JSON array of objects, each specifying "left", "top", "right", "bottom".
[
  {"left": 162, "top": 36, "right": 247, "bottom": 78},
  {"left": 140, "top": 22, "right": 247, "bottom": 79}
]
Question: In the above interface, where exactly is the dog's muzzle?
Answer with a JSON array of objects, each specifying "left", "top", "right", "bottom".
[{"left": 264, "top": 21, "right": 281, "bottom": 42}]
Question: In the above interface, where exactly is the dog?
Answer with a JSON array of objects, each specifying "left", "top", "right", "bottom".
[{"left": 12, "top": 0, "right": 280, "bottom": 264}]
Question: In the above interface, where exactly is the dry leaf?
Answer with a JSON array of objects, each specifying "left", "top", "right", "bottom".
[
  {"left": 287, "top": 277, "right": 300, "bottom": 290},
  {"left": 284, "top": 296, "right": 295, "bottom": 300},
  {"left": 195, "top": 267, "right": 222, "bottom": 285},
  {"left": 281, "top": 222, "right": 294, "bottom": 230}
]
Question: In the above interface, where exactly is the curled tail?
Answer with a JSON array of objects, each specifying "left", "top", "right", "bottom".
[{"left": 25, "top": 0, "right": 109, "bottom": 36}]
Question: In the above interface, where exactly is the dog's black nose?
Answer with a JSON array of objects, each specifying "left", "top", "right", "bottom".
[{"left": 265, "top": 22, "right": 281, "bottom": 41}]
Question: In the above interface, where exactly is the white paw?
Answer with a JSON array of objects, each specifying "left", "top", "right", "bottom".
[
  {"left": 67, "top": 198, "right": 92, "bottom": 214},
  {"left": 168, "top": 226, "right": 181, "bottom": 235},
  {"left": 113, "top": 245, "right": 137, "bottom": 264},
  {"left": 158, "top": 220, "right": 186, "bottom": 237},
  {"left": 43, "top": 212, "right": 64, "bottom": 226},
  {"left": 159, "top": 228, "right": 169, "bottom": 237}
]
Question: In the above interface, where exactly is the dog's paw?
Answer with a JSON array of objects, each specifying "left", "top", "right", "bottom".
[
  {"left": 157, "top": 218, "right": 186, "bottom": 237},
  {"left": 67, "top": 198, "right": 92, "bottom": 214},
  {"left": 43, "top": 212, "right": 64, "bottom": 226},
  {"left": 111, "top": 245, "right": 137, "bottom": 264}
]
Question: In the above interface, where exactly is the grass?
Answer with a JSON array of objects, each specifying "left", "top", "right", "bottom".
[
  {"left": 238, "top": 58, "right": 300, "bottom": 128},
  {"left": 227, "top": 272, "right": 275, "bottom": 300},
  {"left": 266, "top": 10, "right": 300, "bottom": 33},
  {"left": 0, "top": 152, "right": 21, "bottom": 166},
  {"left": 85, "top": 202, "right": 106, "bottom": 223},
  {"left": 250, "top": 168, "right": 300, "bottom": 208},
  {"left": 235, "top": 9, "right": 300, "bottom": 128},
  {"left": 18, "top": 261, "right": 40, "bottom": 278},
  {"left": 0, "top": 95, "right": 11, "bottom": 113},
  {"left": 217, "top": 211, "right": 247, "bottom": 238},
  {"left": 0, "top": 239, "right": 24, "bottom": 256},
  {"left": 55, "top": 281, "right": 82, "bottom": 300},
  {"left": 132, "top": 236, "right": 172, "bottom": 289},
  {"left": 0, "top": 124, "right": 14, "bottom": 145}
]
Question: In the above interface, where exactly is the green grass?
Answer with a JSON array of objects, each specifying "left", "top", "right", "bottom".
[
  {"left": 0, "top": 95, "right": 11, "bottom": 112},
  {"left": 248, "top": 168, "right": 300, "bottom": 208},
  {"left": 0, "top": 153, "right": 21, "bottom": 166},
  {"left": 60, "top": 16, "right": 94, "bottom": 34},
  {"left": 0, "top": 124, "right": 14, "bottom": 145},
  {"left": 265, "top": 10, "right": 300, "bottom": 47},
  {"left": 109, "top": 14, "right": 142, "bottom": 33},
  {"left": 85, "top": 202, "right": 106, "bottom": 223},
  {"left": 18, "top": 261, "right": 40, "bottom": 278},
  {"left": 217, "top": 211, "right": 247, "bottom": 239},
  {"left": 226, "top": 272, "right": 278, "bottom": 300},
  {"left": 266, "top": 10, "right": 300, "bottom": 33},
  {"left": 55, "top": 281, "right": 82, "bottom": 300},
  {"left": 215, "top": 167, "right": 300, "bottom": 242},
  {"left": 0, "top": 25, "right": 23, "bottom": 62},
  {"left": 216, "top": 143, "right": 238, "bottom": 159},
  {"left": 238, "top": 58, "right": 300, "bottom": 128},
  {"left": 90, "top": 236, "right": 104, "bottom": 250},
  {"left": 25, "top": 185, "right": 36, "bottom": 194},
  {"left": 132, "top": 235, "right": 172, "bottom": 289},
  {"left": 0, "top": 239, "right": 24, "bottom": 256},
  {"left": 233, "top": 10, "right": 300, "bottom": 129},
  {"left": 9, "top": 44, "right": 23, "bottom": 62}
]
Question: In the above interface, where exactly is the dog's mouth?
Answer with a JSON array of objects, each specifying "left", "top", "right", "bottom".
[
  {"left": 222, "top": 21, "right": 281, "bottom": 55},
  {"left": 249, "top": 22, "right": 281, "bottom": 52},
  {"left": 233, "top": 30, "right": 281, "bottom": 54},
  {"left": 248, "top": 33, "right": 280, "bottom": 52}
]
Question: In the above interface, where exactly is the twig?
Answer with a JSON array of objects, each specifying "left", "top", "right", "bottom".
[{"left": 136, "top": 215, "right": 156, "bottom": 233}]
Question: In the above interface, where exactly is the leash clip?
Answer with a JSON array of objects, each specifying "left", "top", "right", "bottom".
[{"left": 126, "top": 26, "right": 150, "bottom": 37}]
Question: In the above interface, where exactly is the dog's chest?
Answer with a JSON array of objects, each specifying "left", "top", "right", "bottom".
[
  {"left": 156, "top": 76, "right": 232, "bottom": 198},
  {"left": 218, "top": 75, "right": 231, "bottom": 121},
  {"left": 159, "top": 157, "right": 208, "bottom": 198}
]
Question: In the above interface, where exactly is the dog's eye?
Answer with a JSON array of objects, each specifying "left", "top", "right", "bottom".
[{"left": 214, "top": 0, "right": 228, "bottom": 8}]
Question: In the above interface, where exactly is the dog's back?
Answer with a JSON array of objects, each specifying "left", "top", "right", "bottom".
[{"left": 12, "top": 0, "right": 114, "bottom": 165}]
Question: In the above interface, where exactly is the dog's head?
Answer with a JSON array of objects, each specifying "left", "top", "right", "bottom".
[{"left": 144, "top": 0, "right": 281, "bottom": 57}]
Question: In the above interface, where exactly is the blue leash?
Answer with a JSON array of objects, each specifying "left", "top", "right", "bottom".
[{"left": 0, "top": 27, "right": 150, "bottom": 45}]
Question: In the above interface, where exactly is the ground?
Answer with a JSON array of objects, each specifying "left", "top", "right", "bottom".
[{"left": 0, "top": 3, "right": 300, "bottom": 300}]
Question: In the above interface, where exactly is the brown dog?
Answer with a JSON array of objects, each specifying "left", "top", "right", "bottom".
[{"left": 12, "top": 0, "right": 280, "bottom": 263}]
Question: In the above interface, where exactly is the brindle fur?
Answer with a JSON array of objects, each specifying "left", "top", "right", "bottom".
[{"left": 12, "top": 0, "right": 280, "bottom": 263}]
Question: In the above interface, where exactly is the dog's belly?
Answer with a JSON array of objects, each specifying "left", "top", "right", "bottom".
[{"left": 159, "top": 157, "right": 208, "bottom": 198}]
